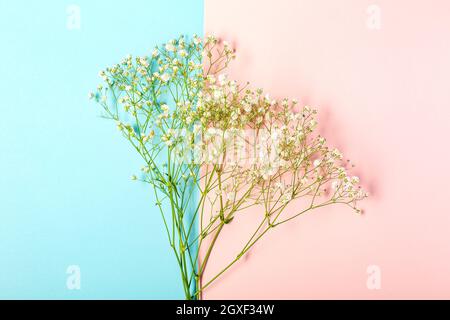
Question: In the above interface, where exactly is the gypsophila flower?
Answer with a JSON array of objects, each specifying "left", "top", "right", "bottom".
[
  {"left": 160, "top": 73, "right": 170, "bottom": 82},
  {"left": 91, "top": 34, "right": 367, "bottom": 300},
  {"left": 165, "top": 42, "right": 176, "bottom": 52}
]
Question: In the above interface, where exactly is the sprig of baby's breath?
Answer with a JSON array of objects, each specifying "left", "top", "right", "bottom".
[{"left": 91, "top": 35, "right": 368, "bottom": 299}]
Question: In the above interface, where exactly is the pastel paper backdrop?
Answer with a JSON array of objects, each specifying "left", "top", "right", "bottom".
[
  {"left": 0, "top": 0, "right": 202, "bottom": 299},
  {"left": 2, "top": 0, "right": 450, "bottom": 299},
  {"left": 203, "top": 0, "right": 450, "bottom": 299}
]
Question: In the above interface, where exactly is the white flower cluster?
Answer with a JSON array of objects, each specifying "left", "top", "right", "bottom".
[
  {"left": 91, "top": 35, "right": 368, "bottom": 299},
  {"left": 196, "top": 67, "right": 368, "bottom": 214},
  {"left": 91, "top": 34, "right": 367, "bottom": 227}
]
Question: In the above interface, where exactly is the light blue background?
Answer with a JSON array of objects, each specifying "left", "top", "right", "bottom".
[{"left": 0, "top": 0, "right": 203, "bottom": 299}]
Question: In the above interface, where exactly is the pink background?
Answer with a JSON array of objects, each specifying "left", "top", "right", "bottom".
[{"left": 203, "top": 0, "right": 450, "bottom": 299}]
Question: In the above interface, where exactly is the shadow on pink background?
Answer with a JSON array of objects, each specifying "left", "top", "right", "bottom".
[{"left": 203, "top": 0, "right": 450, "bottom": 299}]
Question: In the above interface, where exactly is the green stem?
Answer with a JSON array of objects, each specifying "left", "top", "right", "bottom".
[{"left": 196, "top": 221, "right": 225, "bottom": 299}]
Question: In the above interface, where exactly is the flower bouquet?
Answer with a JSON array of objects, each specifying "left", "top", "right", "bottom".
[{"left": 90, "top": 35, "right": 367, "bottom": 299}]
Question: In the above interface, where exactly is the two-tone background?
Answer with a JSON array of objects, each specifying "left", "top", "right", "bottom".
[{"left": 1, "top": 0, "right": 450, "bottom": 299}]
